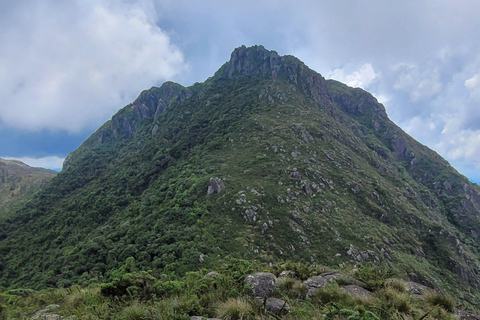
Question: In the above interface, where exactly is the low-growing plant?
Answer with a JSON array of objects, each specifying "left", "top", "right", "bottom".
[
  {"left": 324, "top": 303, "right": 380, "bottom": 320},
  {"left": 215, "top": 298, "right": 255, "bottom": 320},
  {"left": 311, "top": 281, "right": 354, "bottom": 308},
  {"left": 424, "top": 292, "right": 455, "bottom": 313},
  {"left": 353, "top": 264, "right": 393, "bottom": 291},
  {"left": 385, "top": 279, "right": 406, "bottom": 293},
  {"left": 379, "top": 287, "right": 411, "bottom": 314},
  {"left": 123, "top": 303, "right": 151, "bottom": 320}
]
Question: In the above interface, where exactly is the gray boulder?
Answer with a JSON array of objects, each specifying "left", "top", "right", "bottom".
[
  {"left": 304, "top": 273, "right": 342, "bottom": 297},
  {"left": 244, "top": 272, "right": 277, "bottom": 297},
  {"left": 207, "top": 178, "right": 226, "bottom": 195},
  {"left": 340, "top": 285, "right": 373, "bottom": 299},
  {"left": 256, "top": 297, "right": 290, "bottom": 315},
  {"left": 190, "top": 317, "right": 221, "bottom": 320}
]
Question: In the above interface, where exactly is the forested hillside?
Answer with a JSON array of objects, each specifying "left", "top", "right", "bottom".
[{"left": 1, "top": 45, "right": 480, "bottom": 314}]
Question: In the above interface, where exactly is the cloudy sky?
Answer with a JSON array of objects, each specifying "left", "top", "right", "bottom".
[{"left": 1, "top": 1, "right": 480, "bottom": 183}]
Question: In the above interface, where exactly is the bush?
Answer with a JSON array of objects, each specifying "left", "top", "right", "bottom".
[
  {"left": 215, "top": 298, "right": 255, "bottom": 320},
  {"left": 425, "top": 292, "right": 455, "bottom": 312},
  {"left": 122, "top": 303, "right": 151, "bottom": 320},
  {"left": 353, "top": 264, "right": 392, "bottom": 291},
  {"left": 379, "top": 288, "right": 411, "bottom": 313},
  {"left": 311, "top": 282, "right": 354, "bottom": 308},
  {"left": 385, "top": 279, "right": 406, "bottom": 293}
]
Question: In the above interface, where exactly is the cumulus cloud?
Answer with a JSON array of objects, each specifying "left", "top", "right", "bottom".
[
  {"left": 3, "top": 156, "right": 65, "bottom": 171},
  {"left": 329, "top": 63, "right": 379, "bottom": 89},
  {"left": 0, "top": 0, "right": 186, "bottom": 133}
]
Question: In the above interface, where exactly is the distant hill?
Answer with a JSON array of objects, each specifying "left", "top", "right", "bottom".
[
  {"left": 2, "top": 45, "right": 480, "bottom": 310},
  {"left": 0, "top": 158, "right": 57, "bottom": 216}
]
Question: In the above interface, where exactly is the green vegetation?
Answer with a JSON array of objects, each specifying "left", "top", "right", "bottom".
[
  {"left": 0, "top": 158, "right": 56, "bottom": 217},
  {"left": 0, "top": 260, "right": 459, "bottom": 319},
  {"left": 1, "top": 45, "right": 480, "bottom": 314}
]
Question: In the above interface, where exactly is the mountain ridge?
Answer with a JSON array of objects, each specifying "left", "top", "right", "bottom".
[
  {"left": 2, "top": 45, "right": 480, "bottom": 310},
  {"left": 0, "top": 158, "right": 57, "bottom": 216}
]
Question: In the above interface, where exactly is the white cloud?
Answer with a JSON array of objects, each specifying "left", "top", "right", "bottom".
[
  {"left": 3, "top": 156, "right": 65, "bottom": 171},
  {"left": 329, "top": 63, "right": 379, "bottom": 89},
  {"left": 0, "top": 0, "right": 186, "bottom": 133},
  {"left": 392, "top": 64, "right": 442, "bottom": 103},
  {"left": 465, "top": 74, "right": 479, "bottom": 89}
]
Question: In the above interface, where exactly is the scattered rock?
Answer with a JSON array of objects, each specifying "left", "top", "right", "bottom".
[
  {"left": 403, "top": 281, "right": 430, "bottom": 295},
  {"left": 278, "top": 270, "right": 296, "bottom": 278},
  {"left": 31, "top": 305, "right": 61, "bottom": 320},
  {"left": 244, "top": 272, "right": 277, "bottom": 297},
  {"left": 191, "top": 317, "right": 221, "bottom": 320},
  {"left": 205, "top": 271, "right": 219, "bottom": 278},
  {"left": 289, "top": 168, "right": 302, "bottom": 179},
  {"left": 455, "top": 309, "right": 480, "bottom": 320},
  {"left": 243, "top": 208, "right": 258, "bottom": 223},
  {"left": 347, "top": 244, "right": 380, "bottom": 264},
  {"left": 207, "top": 178, "right": 226, "bottom": 195}
]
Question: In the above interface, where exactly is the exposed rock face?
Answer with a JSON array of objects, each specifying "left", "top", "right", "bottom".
[
  {"left": 347, "top": 244, "right": 380, "bottom": 264},
  {"left": 207, "top": 178, "right": 226, "bottom": 195},
  {"left": 223, "top": 45, "right": 332, "bottom": 109},
  {"left": 244, "top": 272, "right": 277, "bottom": 297}
]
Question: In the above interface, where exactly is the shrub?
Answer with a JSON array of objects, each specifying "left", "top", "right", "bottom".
[
  {"left": 385, "top": 279, "right": 406, "bottom": 293},
  {"left": 311, "top": 282, "right": 354, "bottom": 308},
  {"left": 425, "top": 292, "right": 455, "bottom": 312},
  {"left": 353, "top": 264, "right": 392, "bottom": 291},
  {"left": 215, "top": 298, "right": 255, "bottom": 320},
  {"left": 379, "top": 288, "right": 411, "bottom": 313},
  {"left": 122, "top": 303, "right": 151, "bottom": 320}
]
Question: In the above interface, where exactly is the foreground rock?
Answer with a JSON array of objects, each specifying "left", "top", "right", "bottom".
[
  {"left": 255, "top": 297, "right": 290, "bottom": 315},
  {"left": 340, "top": 285, "right": 373, "bottom": 299},
  {"left": 190, "top": 317, "right": 221, "bottom": 320},
  {"left": 244, "top": 272, "right": 277, "bottom": 297}
]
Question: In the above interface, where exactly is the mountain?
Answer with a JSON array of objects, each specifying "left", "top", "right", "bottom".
[
  {"left": 0, "top": 158, "right": 57, "bottom": 216},
  {"left": 2, "top": 45, "right": 480, "bottom": 309}
]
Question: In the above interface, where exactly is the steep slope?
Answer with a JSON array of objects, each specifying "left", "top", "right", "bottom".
[
  {"left": 1, "top": 45, "right": 480, "bottom": 309},
  {"left": 0, "top": 158, "right": 57, "bottom": 216}
]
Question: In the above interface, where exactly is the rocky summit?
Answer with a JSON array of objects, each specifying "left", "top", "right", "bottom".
[{"left": 2, "top": 45, "right": 480, "bottom": 314}]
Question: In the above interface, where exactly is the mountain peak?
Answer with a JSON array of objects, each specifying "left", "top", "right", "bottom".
[
  {"left": 222, "top": 45, "right": 332, "bottom": 109},
  {"left": 223, "top": 45, "right": 281, "bottom": 78}
]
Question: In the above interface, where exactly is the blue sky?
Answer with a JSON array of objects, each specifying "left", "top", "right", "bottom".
[{"left": 1, "top": 1, "right": 480, "bottom": 184}]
